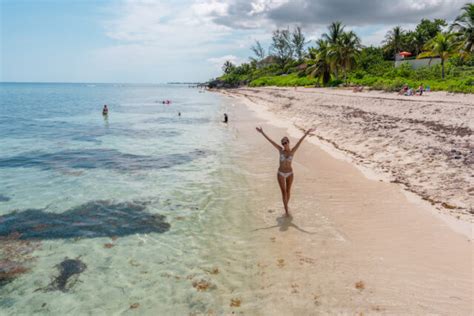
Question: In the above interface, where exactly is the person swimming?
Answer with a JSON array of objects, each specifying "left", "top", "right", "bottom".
[
  {"left": 102, "top": 105, "right": 108, "bottom": 116},
  {"left": 223, "top": 113, "right": 228, "bottom": 123},
  {"left": 256, "top": 127, "right": 315, "bottom": 216}
]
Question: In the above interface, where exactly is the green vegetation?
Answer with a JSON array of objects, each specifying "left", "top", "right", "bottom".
[
  {"left": 249, "top": 74, "right": 317, "bottom": 87},
  {"left": 209, "top": 3, "right": 474, "bottom": 93},
  {"left": 451, "top": 3, "right": 474, "bottom": 54},
  {"left": 419, "top": 33, "right": 458, "bottom": 79}
]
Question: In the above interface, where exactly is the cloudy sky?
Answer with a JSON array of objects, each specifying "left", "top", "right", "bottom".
[{"left": 0, "top": 0, "right": 466, "bottom": 83}]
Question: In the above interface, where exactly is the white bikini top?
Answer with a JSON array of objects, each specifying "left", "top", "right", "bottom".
[{"left": 280, "top": 152, "right": 293, "bottom": 162}]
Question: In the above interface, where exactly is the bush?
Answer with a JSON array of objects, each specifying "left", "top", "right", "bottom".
[
  {"left": 394, "top": 63, "right": 413, "bottom": 78},
  {"left": 349, "top": 75, "right": 474, "bottom": 93},
  {"left": 352, "top": 70, "right": 366, "bottom": 79},
  {"left": 346, "top": 57, "right": 474, "bottom": 93},
  {"left": 283, "top": 60, "right": 301, "bottom": 74},
  {"left": 327, "top": 79, "right": 343, "bottom": 87},
  {"left": 249, "top": 74, "right": 317, "bottom": 87},
  {"left": 450, "top": 55, "right": 474, "bottom": 67}
]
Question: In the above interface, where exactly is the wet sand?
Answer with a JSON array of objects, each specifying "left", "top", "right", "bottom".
[{"left": 221, "top": 91, "right": 473, "bottom": 314}]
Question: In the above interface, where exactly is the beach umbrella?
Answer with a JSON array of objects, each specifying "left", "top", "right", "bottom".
[{"left": 399, "top": 51, "right": 412, "bottom": 57}]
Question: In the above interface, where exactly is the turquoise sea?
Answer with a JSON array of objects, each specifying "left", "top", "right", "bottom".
[{"left": 0, "top": 83, "right": 261, "bottom": 314}]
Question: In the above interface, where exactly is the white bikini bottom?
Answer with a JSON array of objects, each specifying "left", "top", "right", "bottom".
[{"left": 278, "top": 171, "right": 293, "bottom": 178}]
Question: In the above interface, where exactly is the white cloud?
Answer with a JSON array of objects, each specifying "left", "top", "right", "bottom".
[
  {"left": 207, "top": 54, "right": 245, "bottom": 70},
  {"left": 103, "top": 0, "right": 232, "bottom": 49},
  {"left": 92, "top": 0, "right": 465, "bottom": 82},
  {"left": 92, "top": 0, "right": 251, "bottom": 81}
]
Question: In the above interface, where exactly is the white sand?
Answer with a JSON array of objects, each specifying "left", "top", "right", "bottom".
[
  {"left": 218, "top": 88, "right": 473, "bottom": 314},
  {"left": 221, "top": 87, "right": 473, "bottom": 223}
]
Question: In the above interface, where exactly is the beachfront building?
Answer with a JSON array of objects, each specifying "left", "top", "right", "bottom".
[{"left": 395, "top": 52, "right": 441, "bottom": 69}]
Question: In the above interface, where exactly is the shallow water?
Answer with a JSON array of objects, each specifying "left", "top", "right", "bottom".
[{"left": 0, "top": 83, "right": 260, "bottom": 314}]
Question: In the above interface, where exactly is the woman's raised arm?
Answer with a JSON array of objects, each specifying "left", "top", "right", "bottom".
[
  {"left": 256, "top": 127, "right": 282, "bottom": 151},
  {"left": 291, "top": 128, "right": 315, "bottom": 153}
]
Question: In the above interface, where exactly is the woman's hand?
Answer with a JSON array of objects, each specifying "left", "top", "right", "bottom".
[
  {"left": 305, "top": 128, "right": 315, "bottom": 135},
  {"left": 256, "top": 127, "right": 263, "bottom": 134}
]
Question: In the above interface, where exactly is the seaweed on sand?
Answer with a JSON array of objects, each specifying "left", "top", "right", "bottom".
[{"left": 0, "top": 233, "right": 41, "bottom": 286}]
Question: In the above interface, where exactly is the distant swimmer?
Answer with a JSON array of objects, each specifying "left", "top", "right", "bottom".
[
  {"left": 223, "top": 113, "right": 228, "bottom": 123},
  {"left": 178, "top": 112, "right": 181, "bottom": 116},
  {"left": 162, "top": 100, "right": 171, "bottom": 104},
  {"left": 102, "top": 105, "right": 108, "bottom": 116},
  {"left": 256, "top": 127, "right": 315, "bottom": 216}
]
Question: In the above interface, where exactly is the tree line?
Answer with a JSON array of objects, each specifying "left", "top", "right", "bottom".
[{"left": 220, "top": 3, "right": 473, "bottom": 83}]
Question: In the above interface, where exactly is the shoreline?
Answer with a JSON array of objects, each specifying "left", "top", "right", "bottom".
[
  {"left": 222, "top": 90, "right": 473, "bottom": 314},
  {"left": 216, "top": 86, "right": 473, "bottom": 227}
]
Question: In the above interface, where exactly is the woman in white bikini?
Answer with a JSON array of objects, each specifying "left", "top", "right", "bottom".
[{"left": 256, "top": 127, "right": 315, "bottom": 215}]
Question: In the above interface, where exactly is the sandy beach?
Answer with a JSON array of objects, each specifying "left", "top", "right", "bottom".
[
  {"left": 218, "top": 88, "right": 473, "bottom": 314},
  {"left": 222, "top": 87, "right": 473, "bottom": 223}
]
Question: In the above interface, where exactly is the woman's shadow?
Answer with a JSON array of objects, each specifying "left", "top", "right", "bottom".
[{"left": 253, "top": 213, "right": 315, "bottom": 234}]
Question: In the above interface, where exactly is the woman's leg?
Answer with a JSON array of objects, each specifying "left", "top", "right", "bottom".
[
  {"left": 285, "top": 174, "right": 294, "bottom": 207},
  {"left": 277, "top": 174, "right": 289, "bottom": 215}
]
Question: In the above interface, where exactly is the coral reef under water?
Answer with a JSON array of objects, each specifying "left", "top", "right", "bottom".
[
  {"left": 0, "top": 200, "right": 171, "bottom": 240},
  {"left": 0, "top": 233, "right": 41, "bottom": 286},
  {"left": 43, "top": 258, "right": 87, "bottom": 292}
]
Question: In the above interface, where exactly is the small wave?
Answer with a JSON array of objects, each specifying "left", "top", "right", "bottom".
[{"left": 0, "top": 148, "right": 209, "bottom": 172}]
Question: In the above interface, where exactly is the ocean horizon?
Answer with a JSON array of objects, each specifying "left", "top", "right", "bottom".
[{"left": 0, "top": 82, "right": 203, "bottom": 86}]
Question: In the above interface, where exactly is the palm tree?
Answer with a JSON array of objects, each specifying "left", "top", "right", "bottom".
[
  {"left": 407, "top": 31, "right": 426, "bottom": 56},
  {"left": 222, "top": 60, "right": 235, "bottom": 74},
  {"left": 322, "top": 22, "right": 345, "bottom": 79},
  {"left": 418, "top": 33, "right": 457, "bottom": 79},
  {"left": 322, "top": 21, "right": 345, "bottom": 45},
  {"left": 337, "top": 31, "right": 362, "bottom": 83},
  {"left": 450, "top": 3, "right": 474, "bottom": 53},
  {"left": 306, "top": 40, "right": 332, "bottom": 85},
  {"left": 383, "top": 26, "right": 405, "bottom": 59}
]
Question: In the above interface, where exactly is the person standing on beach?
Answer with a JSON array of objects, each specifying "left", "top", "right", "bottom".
[
  {"left": 256, "top": 127, "right": 315, "bottom": 215},
  {"left": 223, "top": 113, "right": 228, "bottom": 123},
  {"left": 416, "top": 84, "right": 424, "bottom": 96}
]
